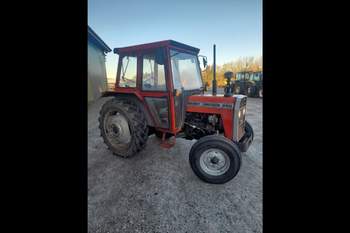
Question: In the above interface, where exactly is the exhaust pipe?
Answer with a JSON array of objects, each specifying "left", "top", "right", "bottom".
[{"left": 212, "top": 44, "right": 217, "bottom": 96}]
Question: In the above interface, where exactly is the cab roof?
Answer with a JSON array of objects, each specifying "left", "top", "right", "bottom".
[{"left": 113, "top": 40, "right": 200, "bottom": 55}]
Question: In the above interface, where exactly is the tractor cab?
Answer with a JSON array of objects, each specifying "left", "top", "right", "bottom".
[
  {"left": 234, "top": 71, "right": 252, "bottom": 95},
  {"left": 110, "top": 40, "right": 204, "bottom": 136},
  {"left": 252, "top": 71, "right": 262, "bottom": 82},
  {"left": 236, "top": 71, "right": 251, "bottom": 81},
  {"left": 234, "top": 71, "right": 263, "bottom": 97}
]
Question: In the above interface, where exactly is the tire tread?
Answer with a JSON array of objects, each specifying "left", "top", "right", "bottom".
[{"left": 99, "top": 97, "right": 149, "bottom": 158}]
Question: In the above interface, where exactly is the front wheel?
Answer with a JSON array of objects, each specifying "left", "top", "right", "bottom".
[
  {"left": 248, "top": 86, "right": 257, "bottom": 97},
  {"left": 189, "top": 135, "right": 242, "bottom": 184},
  {"left": 247, "top": 87, "right": 251, "bottom": 96}
]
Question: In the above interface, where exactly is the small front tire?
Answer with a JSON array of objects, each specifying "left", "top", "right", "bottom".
[
  {"left": 247, "top": 87, "right": 251, "bottom": 96},
  {"left": 189, "top": 135, "right": 242, "bottom": 184}
]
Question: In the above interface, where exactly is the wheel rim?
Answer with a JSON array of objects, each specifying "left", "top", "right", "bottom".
[
  {"left": 259, "top": 89, "right": 263, "bottom": 97},
  {"left": 104, "top": 111, "right": 131, "bottom": 147},
  {"left": 199, "top": 149, "right": 230, "bottom": 176}
]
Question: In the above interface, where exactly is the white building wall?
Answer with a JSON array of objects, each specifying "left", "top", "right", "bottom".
[{"left": 88, "top": 42, "right": 108, "bottom": 103}]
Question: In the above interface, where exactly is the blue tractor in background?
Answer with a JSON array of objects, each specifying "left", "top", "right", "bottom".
[{"left": 234, "top": 71, "right": 263, "bottom": 98}]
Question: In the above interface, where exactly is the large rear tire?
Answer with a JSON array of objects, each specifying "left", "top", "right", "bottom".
[
  {"left": 99, "top": 98, "right": 149, "bottom": 158},
  {"left": 189, "top": 135, "right": 242, "bottom": 184}
]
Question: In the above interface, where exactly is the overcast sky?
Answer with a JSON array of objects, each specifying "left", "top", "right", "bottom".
[{"left": 88, "top": 0, "right": 262, "bottom": 80}]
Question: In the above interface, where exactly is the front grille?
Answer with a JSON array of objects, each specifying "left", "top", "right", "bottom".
[
  {"left": 233, "top": 96, "right": 247, "bottom": 142},
  {"left": 238, "top": 103, "right": 247, "bottom": 140},
  {"left": 240, "top": 97, "right": 247, "bottom": 108}
]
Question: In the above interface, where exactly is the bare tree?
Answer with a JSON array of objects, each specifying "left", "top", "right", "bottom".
[{"left": 201, "top": 56, "right": 262, "bottom": 87}]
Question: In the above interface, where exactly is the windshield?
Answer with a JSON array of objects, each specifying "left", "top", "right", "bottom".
[
  {"left": 253, "top": 73, "right": 261, "bottom": 81},
  {"left": 249, "top": 73, "right": 255, "bottom": 81},
  {"left": 237, "top": 73, "right": 249, "bottom": 81},
  {"left": 170, "top": 50, "right": 203, "bottom": 90}
]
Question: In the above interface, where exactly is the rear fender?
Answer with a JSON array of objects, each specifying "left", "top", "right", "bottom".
[{"left": 101, "top": 92, "right": 155, "bottom": 127}]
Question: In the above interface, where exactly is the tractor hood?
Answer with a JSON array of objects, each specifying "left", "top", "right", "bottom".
[
  {"left": 186, "top": 94, "right": 247, "bottom": 142},
  {"left": 187, "top": 94, "right": 237, "bottom": 109}
]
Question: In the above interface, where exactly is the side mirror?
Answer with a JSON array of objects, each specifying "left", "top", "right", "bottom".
[
  {"left": 202, "top": 57, "right": 207, "bottom": 68},
  {"left": 198, "top": 55, "right": 207, "bottom": 69}
]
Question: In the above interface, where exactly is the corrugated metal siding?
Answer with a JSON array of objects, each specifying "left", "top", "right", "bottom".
[{"left": 88, "top": 42, "right": 108, "bottom": 103}]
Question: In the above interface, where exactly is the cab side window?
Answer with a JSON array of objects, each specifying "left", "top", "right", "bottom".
[
  {"left": 142, "top": 51, "right": 166, "bottom": 91},
  {"left": 119, "top": 55, "right": 137, "bottom": 88}
]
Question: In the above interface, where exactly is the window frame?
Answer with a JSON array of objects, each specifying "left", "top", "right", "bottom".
[
  {"left": 169, "top": 48, "right": 204, "bottom": 91},
  {"left": 144, "top": 96, "right": 170, "bottom": 129},
  {"left": 116, "top": 53, "right": 138, "bottom": 89},
  {"left": 252, "top": 73, "right": 260, "bottom": 82},
  {"left": 140, "top": 49, "right": 168, "bottom": 92}
]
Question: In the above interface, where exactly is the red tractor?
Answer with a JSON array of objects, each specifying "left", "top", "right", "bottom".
[{"left": 99, "top": 40, "right": 254, "bottom": 184}]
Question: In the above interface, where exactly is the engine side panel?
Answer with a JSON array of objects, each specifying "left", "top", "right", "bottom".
[{"left": 186, "top": 94, "right": 236, "bottom": 140}]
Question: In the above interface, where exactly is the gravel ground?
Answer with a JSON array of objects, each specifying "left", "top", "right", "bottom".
[{"left": 88, "top": 95, "right": 262, "bottom": 233}]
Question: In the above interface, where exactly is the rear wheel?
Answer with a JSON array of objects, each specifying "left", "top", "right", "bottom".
[
  {"left": 189, "top": 135, "right": 242, "bottom": 184},
  {"left": 99, "top": 98, "right": 149, "bottom": 157}
]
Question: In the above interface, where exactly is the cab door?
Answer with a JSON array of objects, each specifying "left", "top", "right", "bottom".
[
  {"left": 139, "top": 48, "right": 171, "bottom": 130},
  {"left": 168, "top": 54, "right": 184, "bottom": 131},
  {"left": 168, "top": 49, "right": 203, "bottom": 132}
]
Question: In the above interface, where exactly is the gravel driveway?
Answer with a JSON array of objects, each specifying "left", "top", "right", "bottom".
[{"left": 88, "top": 96, "right": 262, "bottom": 233}]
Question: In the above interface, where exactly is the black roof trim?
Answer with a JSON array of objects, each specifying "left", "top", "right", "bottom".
[
  {"left": 168, "top": 40, "right": 200, "bottom": 53},
  {"left": 113, "top": 40, "right": 200, "bottom": 54},
  {"left": 88, "top": 26, "right": 112, "bottom": 52}
]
